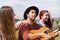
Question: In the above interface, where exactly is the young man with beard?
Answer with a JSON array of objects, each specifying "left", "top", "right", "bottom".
[{"left": 15, "top": 6, "right": 50, "bottom": 40}]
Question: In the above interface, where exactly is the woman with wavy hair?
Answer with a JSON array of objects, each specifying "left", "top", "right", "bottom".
[
  {"left": 37, "top": 10, "right": 60, "bottom": 40},
  {"left": 37, "top": 10, "right": 52, "bottom": 29},
  {"left": 0, "top": 6, "right": 17, "bottom": 40}
]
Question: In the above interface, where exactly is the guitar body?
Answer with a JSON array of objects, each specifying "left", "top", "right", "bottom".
[{"left": 30, "top": 27, "right": 55, "bottom": 40}]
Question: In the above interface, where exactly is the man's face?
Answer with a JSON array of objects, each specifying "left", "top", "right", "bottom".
[{"left": 27, "top": 9, "right": 36, "bottom": 21}]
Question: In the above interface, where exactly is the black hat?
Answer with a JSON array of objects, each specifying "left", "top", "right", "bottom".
[{"left": 24, "top": 6, "right": 39, "bottom": 20}]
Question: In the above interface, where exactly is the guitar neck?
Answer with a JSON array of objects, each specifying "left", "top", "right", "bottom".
[{"left": 45, "top": 26, "right": 60, "bottom": 33}]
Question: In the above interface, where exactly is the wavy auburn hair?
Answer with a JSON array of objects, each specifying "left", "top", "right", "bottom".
[{"left": 39, "top": 10, "right": 52, "bottom": 29}]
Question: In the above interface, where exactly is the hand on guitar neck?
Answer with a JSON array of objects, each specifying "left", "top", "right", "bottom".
[
  {"left": 55, "top": 31, "right": 60, "bottom": 36},
  {"left": 29, "top": 31, "right": 51, "bottom": 40},
  {"left": 52, "top": 27, "right": 60, "bottom": 36},
  {"left": 57, "top": 31, "right": 60, "bottom": 35}
]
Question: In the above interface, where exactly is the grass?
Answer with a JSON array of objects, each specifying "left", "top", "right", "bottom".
[
  {"left": 15, "top": 30, "right": 19, "bottom": 39},
  {"left": 15, "top": 21, "right": 60, "bottom": 40},
  {"left": 53, "top": 21, "right": 60, "bottom": 40},
  {"left": 55, "top": 36, "right": 60, "bottom": 40}
]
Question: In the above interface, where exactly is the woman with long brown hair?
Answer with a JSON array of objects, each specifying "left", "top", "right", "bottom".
[{"left": 0, "top": 6, "right": 17, "bottom": 40}]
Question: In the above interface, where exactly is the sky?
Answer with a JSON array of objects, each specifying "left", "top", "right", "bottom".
[{"left": 0, "top": 0, "right": 60, "bottom": 19}]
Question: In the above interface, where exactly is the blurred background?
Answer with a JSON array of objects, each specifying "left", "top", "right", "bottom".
[{"left": 0, "top": 0, "right": 60, "bottom": 40}]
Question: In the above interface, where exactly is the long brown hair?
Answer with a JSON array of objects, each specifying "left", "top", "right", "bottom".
[{"left": 0, "top": 6, "right": 17, "bottom": 40}]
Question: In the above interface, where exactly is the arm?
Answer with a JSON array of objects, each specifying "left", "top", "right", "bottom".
[
  {"left": 20, "top": 25, "right": 50, "bottom": 40},
  {"left": 20, "top": 25, "right": 42, "bottom": 40},
  {"left": 20, "top": 29, "right": 42, "bottom": 40},
  {"left": 15, "top": 20, "right": 27, "bottom": 31},
  {"left": 15, "top": 21, "right": 23, "bottom": 31},
  {"left": 28, "top": 33, "right": 42, "bottom": 40}
]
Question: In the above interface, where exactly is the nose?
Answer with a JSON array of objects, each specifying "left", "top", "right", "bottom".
[{"left": 47, "top": 16, "right": 49, "bottom": 19}]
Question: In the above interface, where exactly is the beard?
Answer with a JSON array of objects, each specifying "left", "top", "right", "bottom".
[
  {"left": 31, "top": 18, "right": 35, "bottom": 21},
  {"left": 28, "top": 16, "right": 36, "bottom": 21},
  {"left": 30, "top": 17, "right": 35, "bottom": 21}
]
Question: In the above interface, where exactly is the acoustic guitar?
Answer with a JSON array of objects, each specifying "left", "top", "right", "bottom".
[{"left": 30, "top": 26, "right": 60, "bottom": 40}]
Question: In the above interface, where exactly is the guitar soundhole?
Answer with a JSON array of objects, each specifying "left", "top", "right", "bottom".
[{"left": 44, "top": 31, "right": 48, "bottom": 34}]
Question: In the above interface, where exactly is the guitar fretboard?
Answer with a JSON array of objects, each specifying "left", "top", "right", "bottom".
[{"left": 45, "top": 26, "right": 60, "bottom": 33}]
